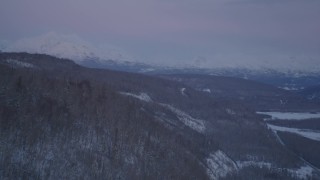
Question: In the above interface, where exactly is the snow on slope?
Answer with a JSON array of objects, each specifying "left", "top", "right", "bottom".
[
  {"left": 202, "top": 88, "right": 211, "bottom": 93},
  {"left": 287, "top": 166, "right": 314, "bottom": 180},
  {"left": 236, "top": 161, "right": 272, "bottom": 169},
  {"left": 4, "top": 59, "right": 35, "bottom": 69},
  {"left": 180, "top": 88, "right": 187, "bottom": 96},
  {"left": 206, "top": 151, "right": 314, "bottom": 180},
  {"left": 206, "top": 150, "right": 238, "bottom": 180},
  {"left": 119, "top": 91, "right": 205, "bottom": 133},
  {"left": 236, "top": 160, "right": 313, "bottom": 180},
  {"left": 119, "top": 92, "right": 152, "bottom": 102},
  {"left": 267, "top": 124, "right": 320, "bottom": 141},
  {"left": 160, "top": 103, "right": 206, "bottom": 133}
]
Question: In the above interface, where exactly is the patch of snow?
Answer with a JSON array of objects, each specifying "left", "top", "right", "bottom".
[
  {"left": 203, "top": 88, "right": 211, "bottom": 93},
  {"left": 287, "top": 166, "right": 313, "bottom": 180},
  {"left": 280, "top": 86, "right": 299, "bottom": 91},
  {"left": 226, "top": 109, "right": 236, "bottom": 115},
  {"left": 160, "top": 103, "right": 205, "bottom": 133},
  {"left": 280, "top": 99, "right": 287, "bottom": 105},
  {"left": 119, "top": 92, "right": 206, "bottom": 133},
  {"left": 139, "top": 68, "right": 155, "bottom": 73},
  {"left": 180, "top": 88, "right": 187, "bottom": 96},
  {"left": 5, "top": 59, "right": 35, "bottom": 68},
  {"left": 236, "top": 161, "right": 272, "bottom": 169},
  {"left": 257, "top": 112, "right": 320, "bottom": 120},
  {"left": 267, "top": 124, "right": 320, "bottom": 141},
  {"left": 206, "top": 150, "right": 238, "bottom": 180},
  {"left": 236, "top": 161, "right": 313, "bottom": 179},
  {"left": 119, "top": 92, "right": 152, "bottom": 102}
]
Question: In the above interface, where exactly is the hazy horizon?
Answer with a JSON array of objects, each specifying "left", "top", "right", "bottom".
[{"left": 1, "top": 0, "right": 319, "bottom": 71}]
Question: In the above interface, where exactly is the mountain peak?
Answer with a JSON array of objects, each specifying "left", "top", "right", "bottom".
[
  {"left": 5, "top": 32, "right": 98, "bottom": 61},
  {"left": 4, "top": 32, "right": 135, "bottom": 63}
]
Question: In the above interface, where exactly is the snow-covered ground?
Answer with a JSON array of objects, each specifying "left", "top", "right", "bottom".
[
  {"left": 236, "top": 160, "right": 313, "bottom": 180},
  {"left": 236, "top": 161, "right": 272, "bottom": 169},
  {"left": 119, "top": 92, "right": 152, "bottom": 102},
  {"left": 287, "top": 166, "right": 314, "bottom": 180},
  {"left": 180, "top": 88, "right": 187, "bottom": 96},
  {"left": 267, "top": 124, "right": 320, "bottom": 141},
  {"left": 202, "top": 88, "right": 211, "bottom": 93},
  {"left": 257, "top": 112, "right": 320, "bottom": 120},
  {"left": 206, "top": 150, "right": 238, "bottom": 180},
  {"left": 197, "top": 88, "right": 212, "bottom": 93}
]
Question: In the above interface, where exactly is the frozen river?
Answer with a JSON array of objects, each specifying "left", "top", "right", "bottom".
[
  {"left": 257, "top": 111, "right": 320, "bottom": 142},
  {"left": 257, "top": 112, "right": 320, "bottom": 120}
]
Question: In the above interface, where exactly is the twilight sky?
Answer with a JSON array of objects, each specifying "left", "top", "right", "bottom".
[{"left": 0, "top": 0, "right": 320, "bottom": 70}]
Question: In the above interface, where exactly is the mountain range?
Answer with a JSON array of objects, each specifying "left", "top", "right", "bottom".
[{"left": 2, "top": 32, "right": 320, "bottom": 91}]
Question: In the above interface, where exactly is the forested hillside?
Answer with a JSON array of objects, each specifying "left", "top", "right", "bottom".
[{"left": 0, "top": 53, "right": 318, "bottom": 179}]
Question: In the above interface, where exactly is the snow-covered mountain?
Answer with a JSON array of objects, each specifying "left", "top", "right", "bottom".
[
  {"left": 3, "top": 32, "right": 320, "bottom": 74},
  {"left": 4, "top": 32, "right": 135, "bottom": 63},
  {"left": 5, "top": 32, "right": 97, "bottom": 61}
]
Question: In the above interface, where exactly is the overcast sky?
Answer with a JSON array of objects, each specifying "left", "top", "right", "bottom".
[{"left": 0, "top": 0, "right": 319, "bottom": 69}]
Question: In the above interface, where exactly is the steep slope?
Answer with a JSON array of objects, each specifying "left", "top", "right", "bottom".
[
  {"left": 0, "top": 54, "right": 210, "bottom": 179},
  {"left": 159, "top": 74, "right": 320, "bottom": 112},
  {"left": 0, "top": 53, "right": 318, "bottom": 179}
]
